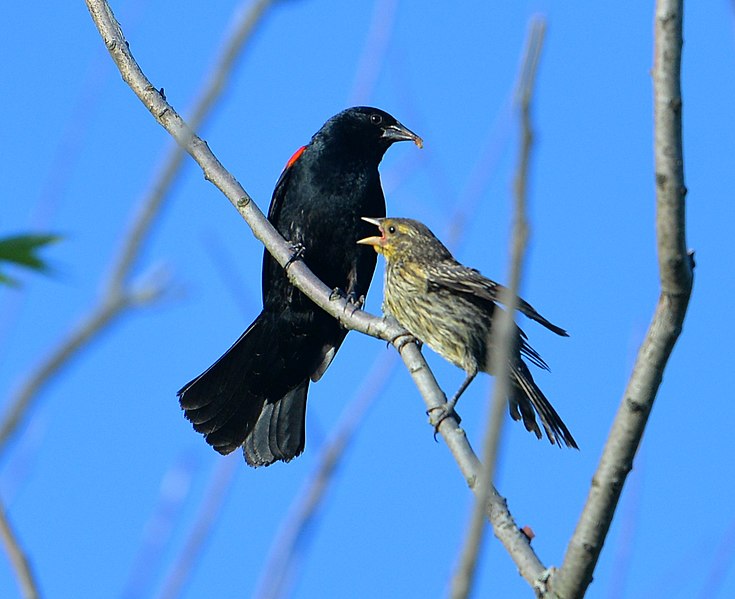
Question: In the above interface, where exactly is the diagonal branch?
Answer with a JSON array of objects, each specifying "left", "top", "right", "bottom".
[
  {"left": 84, "top": 0, "right": 547, "bottom": 583},
  {"left": 450, "top": 17, "right": 546, "bottom": 599},
  {"left": 254, "top": 352, "right": 397, "bottom": 599},
  {"left": 0, "top": 0, "right": 279, "bottom": 456},
  {"left": 0, "top": 498, "right": 40, "bottom": 599},
  {"left": 0, "top": 4, "right": 279, "bottom": 595},
  {"left": 551, "top": 1, "right": 693, "bottom": 596}
]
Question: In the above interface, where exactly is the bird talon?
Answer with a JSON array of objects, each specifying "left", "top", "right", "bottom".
[
  {"left": 342, "top": 292, "right": 364, "bottom": 315},
  {"left": 427, "top": 402, "right": 461, "bottom": 440},
  {"left": 284, "top": 242, "right": 306, "bottom": 272},
  {"left": 390, "top": 331, "right": 417, "bottom": 354},
  {"left": 329, "top": 287, "right": 344, "bottom": 301}
]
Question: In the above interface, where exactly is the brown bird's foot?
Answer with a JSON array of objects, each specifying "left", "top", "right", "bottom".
[
  {"left": 285, "top": 242, "right": 306, "bottom": 271},
  {"left": 427, "top": 401, "right": 461, "bottom": 441},
  {"left": 389, "top": 330, "right": 419, "bottom": 354},
  {"left": 384, "top": 315, "right": 422, "bottom": 352}
]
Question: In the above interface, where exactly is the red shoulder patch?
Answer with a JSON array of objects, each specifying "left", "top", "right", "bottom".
[{"left": 285, "top": 145, "right": 306, "bottom": 170}]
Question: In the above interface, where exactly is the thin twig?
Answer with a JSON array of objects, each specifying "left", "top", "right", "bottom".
[
  {"left": 0, "top": 498, "right": 41, "bottom": 599},
  {"left": 348, "top": 0, "right": 398, "bottom": 105},
  {"left": 552, "top": 1, "right": 692, "bottom": 597},
  {"left": 0, "top": 295, "right": 126, "bottom": 451},
  {"left": 84, "top": 0, "right": 547, "bottom": 582},
  {"left": 157, "top": 456, "right": 238, "bottom": 599},
  {"left": 449, "top": 18, "right": 546, "bottom": 599},
  {"left": 255, "top": 352, "right": 397, "bottom": 599}
]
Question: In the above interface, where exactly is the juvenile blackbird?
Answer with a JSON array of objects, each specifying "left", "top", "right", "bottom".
[
  {"left": 358, "top": 217, "right": 577, "bottom": 448},
  {"left": 178, "top": 108, "right": 422, "bottom": 466}
]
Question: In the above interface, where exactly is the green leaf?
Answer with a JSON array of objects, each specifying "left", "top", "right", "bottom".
[{"left": 0, "top": 234, "right": 60, "bottom": 286}]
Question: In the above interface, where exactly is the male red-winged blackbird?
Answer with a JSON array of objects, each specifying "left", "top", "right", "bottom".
[
  {"left": 358, "top": 217, "right": 577, "bottom": 448},
  {"left": 178, "top": 108, "right": 422, "bottom": 467}
]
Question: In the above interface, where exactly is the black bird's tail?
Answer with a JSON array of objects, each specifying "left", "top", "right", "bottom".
[
  {"left": 177, "top": 311, "right": 312, "bottom": 466},
  {"left": 508, "top": 360, "right": 578, "bottom": 449}
]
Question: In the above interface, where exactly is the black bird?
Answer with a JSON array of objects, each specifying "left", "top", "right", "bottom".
[
  {"left": 359, "top": 217, "right": 577, "bottom": 448},
  {"left": 178, "top": 108, "right": 422, "bottom": 466}
]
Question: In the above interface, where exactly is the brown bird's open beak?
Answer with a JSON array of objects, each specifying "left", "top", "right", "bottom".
[
  {"left": 381, "top": 123, "right": 423, "bottom": 149},
  {"left": 357, "top": 217, "right": 384, "bottom": 248}
]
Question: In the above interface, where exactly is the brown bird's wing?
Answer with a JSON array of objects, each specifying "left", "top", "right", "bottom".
[{"left": 428, "top": 264, "right": 568, "bottom": 337}]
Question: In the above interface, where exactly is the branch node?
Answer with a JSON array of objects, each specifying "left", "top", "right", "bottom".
[
  {"left": 687, "top": 249, "right": 696, "bottom": 269},
  {"left": 533, "top": 567, "right": 557, "bottom": 598},
  {"left": 625, "top": 395, "right": 650, "bottom": 414}
]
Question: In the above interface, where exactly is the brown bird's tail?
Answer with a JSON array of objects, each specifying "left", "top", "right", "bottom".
[
  {"left": 177, "top": 311, "right": 312, "bottom": 466},
  {"left": 508, "top": 361, "right": 578, "bottom": 449}
]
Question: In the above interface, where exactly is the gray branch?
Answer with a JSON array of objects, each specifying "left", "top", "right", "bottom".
[
  {"left": 551, "top": 1, "right": 692, "bottom": 596},
  {"left": 0, "top": 2, "right": 279, "bottom": 595},
  {"left": 0, "top": 0, "right": 279, "bottom": 455},
  {"left": 0, "top": 499, "right": 41, "bottom": 599},
  {"left": 84, "top": 0, "right": 547, "bottom": 583}
]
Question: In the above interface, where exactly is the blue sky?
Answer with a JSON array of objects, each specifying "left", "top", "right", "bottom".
[{"left": 2, "top": 1, "right": 735, "bottom": 598}]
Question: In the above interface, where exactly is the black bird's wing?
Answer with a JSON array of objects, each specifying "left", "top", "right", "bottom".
[
  {"left": 261, "top": 145, "right": 305, "bottom": 296},
  {"left": 427, "top": 263, "right": 568, "bottom": 337}
]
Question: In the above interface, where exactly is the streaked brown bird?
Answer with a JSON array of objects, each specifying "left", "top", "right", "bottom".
[{"left": 358, "top": 217, "right": 577, "bottom": 448}]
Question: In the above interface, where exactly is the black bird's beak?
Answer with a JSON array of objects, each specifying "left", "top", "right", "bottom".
[{"left": 382, "top": 123, "right": 423, "bottom": 149}]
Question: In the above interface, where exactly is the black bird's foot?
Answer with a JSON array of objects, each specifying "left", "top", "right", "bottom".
[
  {"left": 285, "top": 242, "right": 306, "bottom": 271},
  {"left": 344, "top": 292, "right": 365, "bottom": 315},
  {"left": 427, "top": 401, "right": 461, "bottom": 440},
  {"left": 345, "top": 291, "right": 364, "bottom": 308}
]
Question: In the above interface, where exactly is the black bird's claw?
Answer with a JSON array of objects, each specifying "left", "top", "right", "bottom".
[
  {"left": 343, "top": 292, "right": 364, "bottom": 315},
  {"left": 427, "top": 402, "right": 461, "bottom": 441},
  {"left": 345, "top": 292, "right": 364, "bottom": 308},
  {"left": 285, "top": 242, "right": 306, "bottom": 272},
  {"left": 329, "top": 287, "right": 344, "bottom": 301}
]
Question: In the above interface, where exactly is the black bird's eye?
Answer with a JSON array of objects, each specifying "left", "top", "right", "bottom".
[
  {"left": 370, "top": 114, "right": 383, "bottom": 125},
  {"left": 387, "top": 225, "right": 396, "bottom": 234}
]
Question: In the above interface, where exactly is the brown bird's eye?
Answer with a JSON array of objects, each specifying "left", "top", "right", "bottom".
[{"left": 370, "top": 114, "right": 383, "bottom": 125}]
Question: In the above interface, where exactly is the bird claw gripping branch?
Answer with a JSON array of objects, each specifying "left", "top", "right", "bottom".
[{"left": 284, "top": 241, "right": 306, "bottom": 272}]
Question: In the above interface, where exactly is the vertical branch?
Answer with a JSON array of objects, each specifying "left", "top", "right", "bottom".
[
  {"left": 449, "top": 18, "right": 546, "bottom": 599},
  {"left": 552, "top": 1, "right": 692, "bottom": 597}
]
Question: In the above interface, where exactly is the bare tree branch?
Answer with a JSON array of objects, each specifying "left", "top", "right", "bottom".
[
  {"left": 450, "top": 18, "right": 546, "bottom": 599},
  {"left": 255, "top": 352, "right": 397, "bottom": 599},
  {"left": 552, "top": 1, "right": 693, "bottom": 596},
  {"left": 0, "top": 498, "right": 41, "bottom": 599},
  {"left": 157, "top": 456, "right": 238, "bottom": 599},
  {"left": 84, "top": 0, "right": 547, "bottom": 582},
  {"left": 0, "top": 4, "right": 279, "bottom": 594},
  {"left": 0, "top": 0, "right": 278, "bottom": 456}
]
